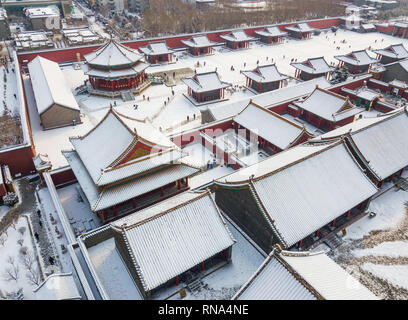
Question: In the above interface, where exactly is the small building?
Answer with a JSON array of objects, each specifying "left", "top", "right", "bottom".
[
  {"left": 291, "top": 87, "right": 363, "bottom": 131},
  {"left": 233, "top": 248, "right": 378, "bottom": 300},
  {"left": 13, "top": 30, "right": 54, "bottom": 51},
  {"left": 233, "top": 102, "right": 314, "bottom": 154},
  {"left": 254, "top": 26, "right": 287, "bottom": 44},
  {"left": 215, "top": 139, "right": 378, "bottom": 252},
  {"left": 341, "top": 85, "right": 382, "bottom": 111},
  {"left": 63, "top": 107, "right": 199, "bottom": 223},
  {"left": 285, "top": 22, "right": 315, "bottom": 39},
  {"left": 366, "top": 0, "right": 398, "bottom": 10},
  {"left": 24, "top": 6, "right": 61, "bottom": 31},
  {"left": 388, "top": 79, "right": 408, "bottom": 97},
  {"left": 291, "top": 57, "right": 334, "bottom": 81},
  {"left": 220, "top": 30, "right": 255, "bottom": 50},
  {"left": 360, "top": 23, "right": 376, "bottom": 33},
  {"left": 241, "top": 64, "right": 289, "bottom": 93},
  {"left": 373, "top": 44, "right": 408, "bottom": 64},
  {"left": 83, "top": 38, "right": 150, "bottom": 97},
  {"left": 110, "top": 190, "right": 236, "bottom": 299},
  {"left": 182, "top": 71, "right": 231, "bottom": 105},
  {"left": 313, "top": 106, "right": 408, "bottom": 187},
  {"left": 61, "top": 27, "right": 101, "bottom": 46},
  {"left": 392, "top": 21, "right": 408, "bottom": 39},
  {"left": 335, "top": 50, "right": 379, "bottom": 74},
  {"left": 139, "top": 41, "right": 175, "bottom": 64},
  {"left": 181, "top": 35, "right": 217, "bottom": 56},
  {"left": 28, "top": 56, "right": 81, "bottom": 130},
  {"left": 33, "top": 273, "right": 81, "bottom": 300},
  {"left": 0, "top": 8, "right": 10, "bottom": 39}
]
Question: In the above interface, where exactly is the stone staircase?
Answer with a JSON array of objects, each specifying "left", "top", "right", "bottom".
[
  {"left": 324, "top": 233, "right": 343, "bottom": 250},
  {"left": 121, "top": 90, "right": 135, "bottom": 102},
  {"left": 184, "top": 271, "right": 203, "bottom": 294}
]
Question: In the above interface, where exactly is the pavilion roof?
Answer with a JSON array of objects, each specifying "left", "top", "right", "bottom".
[
  {"left": 220, "top": 30, "right": 255, "bottom": 42},
  {"left": 291, "top": 57, "right": 334, "bottom": 75},
  {"left": 241, "top": 64, "right": 289, "bottom": 83},
  {"left": 139, "top": 41, "right": 174, "bottom": 56},
  {"left": 255, "top": 26, "right": 288, "bottom": 38},
  {"left": 182, "top": 71, "right": 231, "bottom": 93},
  {"left": 285, "top": 22, "right": 315, "bottom": 33},
  {"left": 373, "top": 44, "right": 408, "bottom": 60},
  {"left": 181, "top": 35, "right": 217, "bottom": 48},
  {"left": 335, "top": 50, "right": 379, "bottom": 66},
  {"left": 84, "top": 38, "right": 144, "bottom": 69}
]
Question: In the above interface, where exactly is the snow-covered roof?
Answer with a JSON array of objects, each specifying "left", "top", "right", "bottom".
[
  {"left": 241, "top": 64, "right": 289, "bottom": 83},
  {"left": 84, "top": 39, "right": 144, "bottom": 69},
  {"left": 293, "top": 87, "right": 362, "bottom": 122},
  {"left": 285, "top": 22, "right": 315, "bottom": 33},
  {"left": 181, "top": 35, "right": 216, "bottom": 48},
  {"left": 83, "top": 61, "right": 149, "bottom": 78},
  {"left": 64, "top": 149, "right": 198, "bottom": 212},
  {"left": 33, "top": 273, "right": 81, "bottom": 300},
  {"left": 28, "top": 56, "right": 79, "bottom": 115},
  {"left": 111, "top": 190, "right": 236, "bottom": 291},
  {"left": 341, "top": 86, "right": 381, "bottom": 102},
  {"left": 234, "top": 249, "right": 377, "bottom": 300},
  {"left": 234, "top": 251, "right": 316, "bottom": 300},
  {"left": 312, "top": 107, "right": 408, "bottom": 181},
  {"left": 182, "top": 72, "right": 231, "bottom": 93},
  {"left": 361, "top": 23, "right": 376, "bottom": 30},
  {"left": 234, "top": 102, "right": 313, "bottom": 150},
  {"left": 374, "top": 44, "right": 408, "bottom": 60},
  {"left": 139, "top": 41, "right": 174, "bottom": 56},
  {"left": 67, "top": 107, "right": 177, "bottom": 186},
  {"left": 291, "top": 57, "right": 334, "bottom": 75},
  {"left": 209, "top": 77, "right": 331, "bottom": 121},
  {"left": 389, "top": 79, "right": 408, "bottom": 89},
  {"left": 220, "top": 30, "right": 255, "bottom": 42},
  {"left": 33, "top": 153, "right": 51, "bottom": 171},
  {"left": 25, "top": 6, "right": 60, "bottom": 18},
  {"left": 335, "top": 50, "right": 379, "bottom": 66},
  {"left": 217, "top": 141, "right": 378, "bottom": 247},
  {"left": 255, "top": 26, "right": 288, "bottom": 38}
]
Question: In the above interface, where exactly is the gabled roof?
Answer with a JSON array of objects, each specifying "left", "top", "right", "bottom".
[
  {"left": 139, "top": 41, "right": 174, "bottom": 56},
  {"left": 335, "top": 50, "right": 379, "bottom": 66},
  {"left": 84, "top": 38, "right": 144, "bottom": 69},
  {"left": 291, "top": 57, "right": 334, "bottom": 75},
  {"left": 374, "top": 44, "right": 408, "bottom": 60},
  {"left": 66, "top": 107, "right": 178, "bottom": 186},
  {"left": 28, "top": 56, "right": 80, "bottom": 115},
  {"left": 293, "top": 87, "right": 363, "bottom": 122},
  {"left": 181, "top": 35, "right": 217, "bottom": 48},
  {"left": 182, "top": 71, "right": 231, "bottom": 93},
  {"left": 312, "top": 107, "right": 408, "bottom": 180},
  {"left": 220, "top": 30, "right": 255, "bottom": 42},
  {"left": 234, "top": 102, "right": 313, "bottom": 150},
  {"left": 111, "top": 190, "right": 236, "bottom": 292},
  {"left": 254, "top": 26, "right": 288, "bottom": 38},
  {"left": 285, "top": 22, "right": 315, "bottom": 33},
  {"left": 234, "top": 249, "right": 378, "bottom": 300},
  {"left": 241, "top": 64, "right": 289, "bottom": 83},
  {"left": 216, "top": 140, "right": 378, "bottom": 247}
]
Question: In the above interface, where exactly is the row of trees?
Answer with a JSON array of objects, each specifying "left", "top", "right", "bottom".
[{"left": 141, "top": 0, "right": 344, "bottom": 37}]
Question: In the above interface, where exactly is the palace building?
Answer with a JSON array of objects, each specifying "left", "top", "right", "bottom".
[
  {"left": 291, "top": 57, "right": 334, "bottom": 81},
  {"left": 181, "top": 35, "right": 217, "bottom": 56},
  {"left": 83, "top": 38, "right": 150, "bottom": 97},
  {"left": 241, "top": 64, "right": 289, "bottom": 93},
  {"left": 62, "top": 107, "right": 199, "bottom": 223},
  {"left": 139, "top": 41, "right": 175, "bottom": 64},
  {"left": 254, "top": 26, "right": 287, "bottom": 44},
  {"left": 285, "top": 23, "right": 315, "bottom": 39},
  {"left": 182, "top": 71, "right": 232, "bottom": 105},
  {"left": 335, "top": 50, "right": 379, "bottom": 74},
  {"left": 290, "top": 87, "right": 363, "bottom": 131},
  {"left": 220, "top": 30, "right": 255, "bottom": 50},
  {"left": 373, "top": 44, "right": 408, "bottom": 64},
  {"left": 215, "top": 139, "right": 378, "bottom": 252},
  {"left": 233, "top": 247, "right": 378, "bottom": 300}
]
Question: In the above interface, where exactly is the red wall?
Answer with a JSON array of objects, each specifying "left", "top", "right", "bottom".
[
  {"left": 50, "top": 168, "right": 76, "bottom": 187},
  {"left": 17, "top": 17, "right": 342, "bottom": 66},
  {"left": 375, "top": 24, "right": 394, "bottom": 34},
  {"left": 0, "top": 146, "right": 36, "bottom": 176}
]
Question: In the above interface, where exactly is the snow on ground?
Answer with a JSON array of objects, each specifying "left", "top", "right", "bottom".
[
  {"left": 182, "top": 143, "right": 214, "bottom": 169},
  {"left": 361, "top": 263, "right": 408, "bottom": 291},
  {"left": 0, "top": 206, "right": 9, "bottom": 222},
  {"left": 56, "top": 183, "right": 101, "bottom": 237},
  {"left": 353, "top": 241, "right": 408, "bottom": 259},
  {"left": 87, "top": 237, "right": 143, "bottom": 300},
  {"left": 0, "top": 64, "right": 21, "bottom": 116},
  {"left": 344, "top": 188, "right": 408, "bottom": 241},
  {"left": 0, "top": 216, "right": 41, "bottom": 300}
]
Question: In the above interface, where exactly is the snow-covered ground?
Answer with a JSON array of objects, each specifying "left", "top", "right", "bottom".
[
  {"left": 0, "top": 206, "right": 9, "bottom": 222},
  {"left": 0, "top": 216, "right": 42, "bottom": 300},
  {"left": 330, "top": 186, "right": 408, "bottom": 299}
]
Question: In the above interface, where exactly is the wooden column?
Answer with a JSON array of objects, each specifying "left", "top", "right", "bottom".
[{"left": 201, "top": 261, "right": 205, "bottom": 272}]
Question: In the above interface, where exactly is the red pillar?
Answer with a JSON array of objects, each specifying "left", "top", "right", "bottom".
[
  {"left": 297, "top": 240, "right": 302, "bottom": 249},
  {"left": 176, "top": 276, "right": 179, "bottom": 286},
  {"left": 113, "top": 206, "right": 117, "bottom": 217},
  {"left": 331, "top": 219, "right": 336, "bottom": 228},
  {"left": 132, "top": 199, "right": 137, "bottom": 209},
  {"left": 201, "top": 261, "right": 205, "bottom": 272},
  {"left": 346, "top": 210, "right": 351, "bottom": 219},
  {"left": 315, "top": 229, "right": 320, "bottom": 238},
  {"left": 160, "top": 187, "right": 164, "bottom": 197}
]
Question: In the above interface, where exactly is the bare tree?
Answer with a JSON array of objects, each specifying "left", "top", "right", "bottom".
[
  {"left": 20, "top": 251, "right": 41, "bottom": 286},
  {"left": 3, "top": 256, "right": 19, "bottom": 282},
  {"left": 0, "top": 233, "right": 6, "bottom": 247}
]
